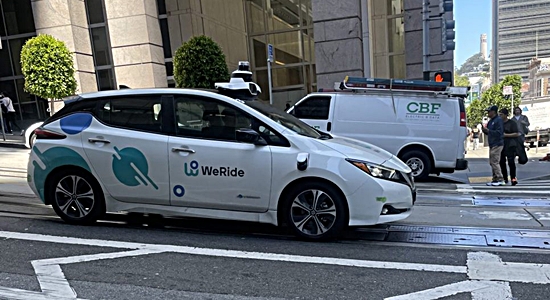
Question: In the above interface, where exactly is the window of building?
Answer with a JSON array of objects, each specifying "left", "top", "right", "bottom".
[
  {"left": 292, "top": 96, "right": 331, "bottom": 120},
  {"left": 156, "top": 0, "right": 173, "bottom": 86},
  {"left": 97, "top": 96, "right": 163, "bottom": 133},
  {"left": 244, "top": 0, "right": 315, "bottom": 104},
  {"left": 85, "top": 0, "right": 116, "bottom": 91},
  {"left": 369, "top": 0, "right": 406, "bottom": 79}
]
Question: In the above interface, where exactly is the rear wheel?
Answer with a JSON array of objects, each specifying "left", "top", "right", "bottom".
[
  {"left": 401, "top": 150, "right": 432, "bottom": 181},
  {"left": 47, "top": 169, "right": 105, "bottom": 225},
  {"left": 282, "top": 182, "right": 347, "bottom": 241}
]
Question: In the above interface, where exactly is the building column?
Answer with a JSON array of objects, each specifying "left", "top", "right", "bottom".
[
  {"left": 104, "top": 0, "right": 167, "bottom": 88},
  {"left": 31, "top": 0, "right": 96, "bottom": 112},
  {"left": 312, "top": 0, "right": 365, "bottom": 89}
]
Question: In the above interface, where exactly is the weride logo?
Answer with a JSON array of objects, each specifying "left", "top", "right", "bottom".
[{"left": 184, "top": 160, "right": 245, "bottom": 177}]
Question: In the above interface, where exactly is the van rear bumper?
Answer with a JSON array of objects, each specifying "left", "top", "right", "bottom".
[{"left": 455, "top": 158, "right": 468, "bottom": 170}]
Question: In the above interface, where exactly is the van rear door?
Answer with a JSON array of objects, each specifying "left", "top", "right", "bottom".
[{"left": 288, "top": 95, "right": 335, "bottom": 132}]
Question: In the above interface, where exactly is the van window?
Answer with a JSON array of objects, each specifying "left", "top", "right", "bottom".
[{"left": 293, "top": 96, "right": 331, "bottom": 120}]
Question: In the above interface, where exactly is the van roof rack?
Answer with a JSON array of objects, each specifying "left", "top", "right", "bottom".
[{"left": 340, "top": 76, "right": 450, "bottom": 92}]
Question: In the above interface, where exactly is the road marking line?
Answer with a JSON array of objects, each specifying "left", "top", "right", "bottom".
[
  {"left": 468, "top": 252, "right": 550, "bottom": 284},
  {"left": 384, "top": 280, "right": 512, "bottom": 300}
]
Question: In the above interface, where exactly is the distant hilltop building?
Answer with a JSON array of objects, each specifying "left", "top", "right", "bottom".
[{"left": 480, "top": 34, "right": 487, "bottom": 60}]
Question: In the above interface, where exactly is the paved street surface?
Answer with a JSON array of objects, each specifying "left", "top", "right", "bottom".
[{"left": 1, "top": 146, "right": 550, "bottom": 299}]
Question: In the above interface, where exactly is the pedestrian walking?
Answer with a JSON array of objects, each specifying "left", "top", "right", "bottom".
[
  {"left": 513, "top": 106, "right": 529, "bottom": 144},
  {"left": 481, "top": 105, "right": 505, "bottom": 186},
  {"left": 472, "top": 126, "right": 480, "bottom": 150},
  {"left": 498, "top": 108, "right": 520, "bottom": 186},
  {"left": 1, "top": 92, "right": 20, "bottom": 134}
]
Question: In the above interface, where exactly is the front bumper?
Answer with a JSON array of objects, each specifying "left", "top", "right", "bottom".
[{"left": 346, "top": 175, "right": 415, "bottom": 227}]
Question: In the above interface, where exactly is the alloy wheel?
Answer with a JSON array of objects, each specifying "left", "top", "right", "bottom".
[
  {"left": 290, "top": 189, "right": 337, "bottom": 236},
  {"left": 55, "top": 175, "right": 95, "bottom": 219}
]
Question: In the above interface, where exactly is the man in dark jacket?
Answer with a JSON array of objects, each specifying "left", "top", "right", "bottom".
[
  {"left": 513, "top": 107, "right": 530, "bottom": 143},
  {"left": 482, "top": 105, "right": 505, "bottom": 186}
]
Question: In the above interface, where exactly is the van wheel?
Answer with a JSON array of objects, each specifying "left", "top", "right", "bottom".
[
  {"left": 401, "top": 150, "right": 431, "bottom": 181},
  {"left": 47, "top": 169, "right": 105, "bottom": 225},
  {"left": 282, "top": 182, "right": 347, "bottom": 241}
]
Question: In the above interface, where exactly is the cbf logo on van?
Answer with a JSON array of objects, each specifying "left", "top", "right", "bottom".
[
  {"left": 405, "top": 102, "right": 442, "bottom": 121},
  {"left": 184, "top": 160, "right": 245, "bottom": 177}
]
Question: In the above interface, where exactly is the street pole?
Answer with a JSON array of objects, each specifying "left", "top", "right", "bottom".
[
  {"left": 511, "top": 93, "right": 514, "bottom": 112},
  {"left": 0, "top": 111, "right": 5, "bottom": 141},
  {"left": 422, "top": 0, "right": 430, "bottom": 81},
  {"left": 267, "top": 44, "right": 274, "bottom": 105}
]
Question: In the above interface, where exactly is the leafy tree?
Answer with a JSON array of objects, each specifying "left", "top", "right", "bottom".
[
  {"left": 454, "top": 74, "right": 469, "bottom": 87},
  {"left": 173, "top": 35, "right": 230, "bottom": 89},
  {"left": 20, "top": 34, "right": 77, "bottom": 113},
  {"left": 467, "top": 75, "right": 522, "bottom": 127},
  {"left": 457, "top": 53, "right": 486, "bottom": 75}
]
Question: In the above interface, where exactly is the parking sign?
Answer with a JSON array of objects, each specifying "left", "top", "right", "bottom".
[{"left": 268, "top": 44, "right": 273, "bottom": 62}]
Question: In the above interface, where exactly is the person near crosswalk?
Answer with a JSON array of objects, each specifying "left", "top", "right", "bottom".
[
  {"left": 498, "top": 108, "right": 520, "bottom": 186},
  {"left": 481, "top": 105, "right": 505, "bottom": 186}
]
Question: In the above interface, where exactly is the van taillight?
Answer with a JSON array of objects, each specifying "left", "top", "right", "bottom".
[
  {"left": 459, "top": 112, "right": 467, "bottom": 127},
  {"left": 34, "top": 128, "right": 67, "bottom": 140}
]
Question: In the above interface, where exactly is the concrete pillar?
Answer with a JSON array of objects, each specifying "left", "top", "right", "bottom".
[
  {"left": 104, "top": 0, "right": 167, "bottom": 88},
  {"left": 312, "top": 0, "right": 364, "bottom": 89},
  {"left": 31, "top": 0, "right": 97, "bottom": 112}
]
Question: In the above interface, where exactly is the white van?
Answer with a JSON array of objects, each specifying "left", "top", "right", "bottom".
[{"left": 288, "top": 77, "right": 469, "bottom": 180}]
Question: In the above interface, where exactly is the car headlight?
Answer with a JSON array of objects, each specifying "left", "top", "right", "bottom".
[{"left": 346, "top": 159, "right": 399, "bottom": 180}]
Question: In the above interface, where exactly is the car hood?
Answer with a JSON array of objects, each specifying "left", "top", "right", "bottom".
[{"left": 316, "top": 136, "right": 411, "bottom": 172}]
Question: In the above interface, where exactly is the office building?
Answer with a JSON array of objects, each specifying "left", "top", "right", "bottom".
[{"left": 0, "top": 0, "right": 453, "bottom": 125}]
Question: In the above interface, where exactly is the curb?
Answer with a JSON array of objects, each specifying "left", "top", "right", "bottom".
[{"left": 0, "top": 141, "right": 27, "bottom": 149}]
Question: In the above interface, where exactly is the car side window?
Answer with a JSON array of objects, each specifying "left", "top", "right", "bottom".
[
  {"left": 293, "top": 96, "right": 331, "bottom": 120},
  {"left": 96, "top": 96, "right": 163, "bottom": 133},
  {"left": 174, "top": 96, "right": 288, "bottom": 146}
]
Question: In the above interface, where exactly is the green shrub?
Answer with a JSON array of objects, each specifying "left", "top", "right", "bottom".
[
  {"left": 173, "top": 35, "right": 230, "bottom": 89},
  {"left": 20, "top": 34, "right": 77, "bottom": 100}
]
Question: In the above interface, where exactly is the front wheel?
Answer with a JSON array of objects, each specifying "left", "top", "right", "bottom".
[
  {"left": 282, "top": 182, "right": 347, "bottom": 241},
  {"left": 401, "top": 150, "right": 432, "bottom": 181},
  {"left": 47, "top": 169, "right": 105, "bottom": 225}
]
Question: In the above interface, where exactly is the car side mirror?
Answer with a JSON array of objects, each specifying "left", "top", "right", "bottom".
[{"left": 236, "top": 128, "right": 267, "bottom": 146}]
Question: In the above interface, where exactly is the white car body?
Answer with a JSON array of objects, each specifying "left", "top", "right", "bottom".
[
  {"left": 24, "top": 121, "right": 43, "bottom": 148},
  {"left": 288, "top": 90, "right": 469, "bottom": 179},
  {"left": 27, "top": 86, "right": 415, "bottom": 239}
]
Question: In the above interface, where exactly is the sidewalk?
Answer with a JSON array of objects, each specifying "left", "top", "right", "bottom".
[
  {"left": 0, "top": 131, "right": 26, "bottom": 149},
  {"left": 466, "top": 145, "right": 550, "bottom": 159}
]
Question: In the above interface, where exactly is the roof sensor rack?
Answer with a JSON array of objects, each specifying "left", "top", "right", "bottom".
[{"left": 215, "top": 61, "right": 261, "bottom": 100}]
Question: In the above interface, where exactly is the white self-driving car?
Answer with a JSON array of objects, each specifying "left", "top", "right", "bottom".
[{"left": 27, "top": 63, "right": 415, "bottom": 240}]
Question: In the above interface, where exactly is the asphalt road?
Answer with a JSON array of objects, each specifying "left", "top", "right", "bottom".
[{"left": 2, "top": 147, "right": 550, "bottom": 299}]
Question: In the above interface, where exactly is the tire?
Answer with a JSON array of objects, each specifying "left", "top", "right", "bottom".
[
  {"left": 282, "top": 182, "right": 347, "bottom": 241},
  {"left": 401, "top": 150, "right": 432, "bottom": 181},
  {"left": 47, "top": 169, "right": 105, "bottom": 225}
]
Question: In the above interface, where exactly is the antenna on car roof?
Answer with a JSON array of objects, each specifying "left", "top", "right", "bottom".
[{"left": 214, "top": 61, "right": 261, "bottom": 100}]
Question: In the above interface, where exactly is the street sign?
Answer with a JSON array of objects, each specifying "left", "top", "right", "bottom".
[
  {"left": 503, "top": 85, "right": 513, "bottom": 95},
  {"left": 267, "top": 44, "right": 273, "bottom": 63}
]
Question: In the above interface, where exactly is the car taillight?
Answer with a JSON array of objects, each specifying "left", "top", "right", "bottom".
[
  {"left": 459, "top": 112, "right": 466, "bottom": 127},
  {"left": 34, "top": 128, "right": 67, "bottom": 140}
]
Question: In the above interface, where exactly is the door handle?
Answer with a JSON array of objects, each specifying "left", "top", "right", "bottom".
[
  {"left": 171, "top": 147, "right": 195, "bottom": 153},
  {"left": 88, "top": 138, "right": 110, "bottom": 144},
  {"left": 327, "top": 122, "right": 332, "bottom": 132}
]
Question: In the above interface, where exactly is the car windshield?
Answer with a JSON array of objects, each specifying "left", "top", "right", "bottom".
[{"left": 245, "top": 101, "right": 323, "bottom": 139}]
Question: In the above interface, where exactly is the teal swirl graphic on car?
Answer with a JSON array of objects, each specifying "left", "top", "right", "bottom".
[
  {"left": 112, "top": 146, "right": 158, "bottom": 190},
  {"left": 32, "top": 147, "right": 91, "bottom": 202}
]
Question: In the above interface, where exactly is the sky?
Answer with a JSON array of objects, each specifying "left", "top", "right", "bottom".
[{"left": 454, "top": 0, "right": 492, "bottom": 69}]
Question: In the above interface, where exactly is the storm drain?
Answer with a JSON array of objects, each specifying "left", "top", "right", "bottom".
[
  {"left": 486, "top": 235, "right": 550, "bottom": 249},
  {"left": 355, "top": 224, "right": 550, "bottom": 250},
  {"left": 386, "top": 232, "right": 487, "bottom": 246}
]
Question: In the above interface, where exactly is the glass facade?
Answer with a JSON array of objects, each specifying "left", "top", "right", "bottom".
[
  {"left": 369, "top": 0, "right": 405, "bottom": 79},
  {"left": 245, "top": 0, "right": 315, "bottom": 105},
  {"left": 0, "top": 0, "right": 48, "bottom": 125},
  {"left": 85, "top": 0, "right": 116, "bottom": 91},
  {"left": 156, "top": 0, "right": 174, "bottom": 87}
]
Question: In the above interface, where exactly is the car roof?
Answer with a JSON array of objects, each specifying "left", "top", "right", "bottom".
[{"left": 74, "top": 88, "right": 221, "bottom": 100}]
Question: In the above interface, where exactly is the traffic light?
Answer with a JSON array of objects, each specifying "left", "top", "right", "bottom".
[
  {"left": 439, "top": 0, "right": 455, "bottom": 53},
  {"left": 434, "top": 71, "right": 452, "bottom": 84}
]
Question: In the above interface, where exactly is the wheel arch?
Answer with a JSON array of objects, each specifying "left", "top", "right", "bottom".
[
  {"left": 276, "top": 176, "right": 349, "bottom": 227},
  {"left": 397, "top": 144, "right": 435, "bottom": 171}
]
